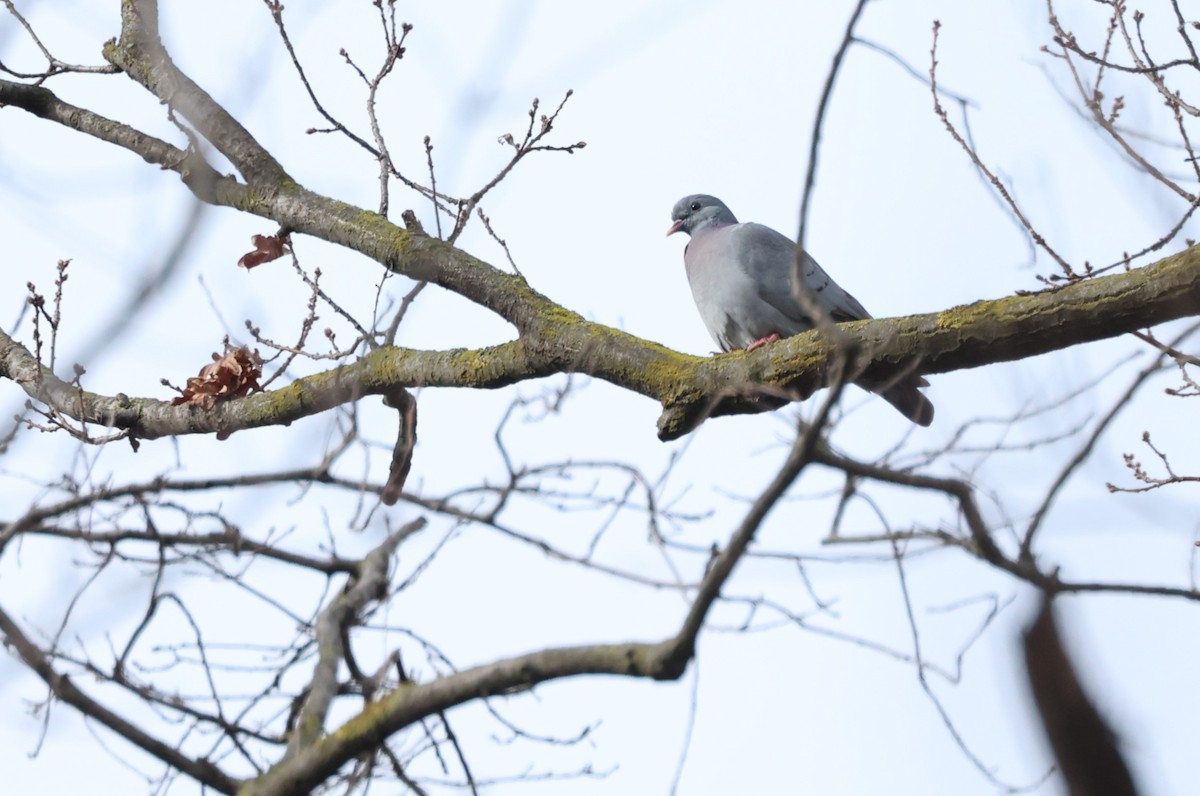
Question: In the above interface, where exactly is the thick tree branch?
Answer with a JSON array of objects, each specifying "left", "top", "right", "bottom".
[
  {"left": 103, "top": 0, "right": 289, "bottom": 186},
  {"left": 5, "top": 10, "right": 1197, "bottom": 441},
  {"left": 4, "top": 244, "right": 1199, "bottom": 443},
  {"left": 242, "top": 637, "right": 684, "bottom": 796},
  {"left": 4, "top": 37, "right": 1200, "bottom": 446},
  {"left": 0, "top": 79, "right": 231, "bottom": 202},
  {"left": 287, "top": 518, "right": 426, "bottom": 757},
  {"left": 0, "top": 333, "right": 541, "bottom": 440}
]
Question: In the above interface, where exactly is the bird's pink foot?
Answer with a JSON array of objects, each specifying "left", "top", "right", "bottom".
[{"left": 745, "top": 333, "right": 780, "bottom": 352}]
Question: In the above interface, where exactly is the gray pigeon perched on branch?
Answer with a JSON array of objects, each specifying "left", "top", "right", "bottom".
[{"left": 667, "top": 194, "right": 933, "bottom": 426}]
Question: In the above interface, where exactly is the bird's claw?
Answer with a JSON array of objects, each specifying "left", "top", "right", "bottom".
[{"left": 745, "top": 333, "right": 780, "bottom": 352}]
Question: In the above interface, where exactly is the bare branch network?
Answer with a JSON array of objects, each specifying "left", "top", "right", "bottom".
[{"left": 1, "top": 0, "right": 1199, "bottom": 794}]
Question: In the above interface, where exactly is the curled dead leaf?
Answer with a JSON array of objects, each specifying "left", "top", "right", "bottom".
[
  {"left": 238, "top": 233, "right": 292, "bottom": 269},
  {"left": 171, "top": 345, "right": 264, "bottom": 410}
]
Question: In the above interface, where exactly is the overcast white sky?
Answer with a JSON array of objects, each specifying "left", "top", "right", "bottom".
[{"left": 3, "top": 1, "right": 1199, "bottom": 794}]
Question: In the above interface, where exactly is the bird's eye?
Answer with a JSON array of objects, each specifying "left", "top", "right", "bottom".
[{"left": 690, "top": 201, "right": 701, "bottom": 211}]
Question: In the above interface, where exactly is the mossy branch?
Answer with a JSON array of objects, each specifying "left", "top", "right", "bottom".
[
  {"left": 5, "top": 62, "right": 1200, "bottom": 442},
  {"left": 3, "top": 243, "right": 1199, "bottom": 442}
]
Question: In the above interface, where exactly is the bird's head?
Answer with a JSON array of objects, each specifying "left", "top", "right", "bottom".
[{"left": 666, "top": 194, "right": 738, "bottom": 237}]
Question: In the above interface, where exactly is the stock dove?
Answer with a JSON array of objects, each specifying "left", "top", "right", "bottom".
[{"left": 667, "top": 194, "right": 933, "bottom": 426}]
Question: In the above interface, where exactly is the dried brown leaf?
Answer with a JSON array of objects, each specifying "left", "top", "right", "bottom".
[
  {"left": 171, "top": 345, "right": 264, "bottom": 410},
  {"left": 238, "top": 233, "right": 292, "bottom": 269}
]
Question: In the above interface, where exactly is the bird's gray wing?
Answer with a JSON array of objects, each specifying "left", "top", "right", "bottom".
[{"left": 732, "top": 223, "right": 871, "bottom": 326}]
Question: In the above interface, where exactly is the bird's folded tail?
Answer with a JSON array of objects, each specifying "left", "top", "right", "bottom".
[{"left": 877, "top": 375, "right": 934, "bottom": 427}]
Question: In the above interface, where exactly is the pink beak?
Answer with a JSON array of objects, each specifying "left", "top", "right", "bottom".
[{"left": 666, "top": 220, "right": 684, "bottom": 237}]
